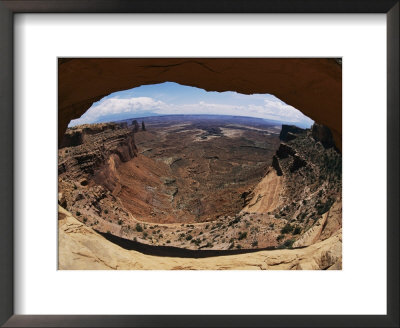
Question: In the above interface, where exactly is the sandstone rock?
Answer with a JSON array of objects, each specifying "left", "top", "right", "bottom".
[
  {"left": 58, "top": 192, "right": 67, "bottom": 208},
  {"left": 60, "top": 129, "right": 83, "bottom": 148},
  {"left": 58, "top": 124, "right": 137, "bottom": 182},
  {"left": 60, "top": 123, "right": 121, "bottom": 149},
  {"left": 276, "top": 143, "right": 296, "bottom": 159},
  {"left": 242, "top": 125, "right": 341, "bottom": 252},
  {"left": 284, "top": 132, "right": 297, "bottom": 141},
  {"left": 58, "top": 58, "right": 342, "bottom": 150},
  {"left": 58, "top": 206, "right": 342, "bottom": 270},
  {"left": 272, "top": 155, "right": 283, "bottom": 176},
  {"left": 131, "top": 120, "right": 140, "bottom": 132},
  {"left": 293, "top": 199, "right": 342, "bottom": 248},
  {"left": 241, "top": 190, "right": 253, "bottom": 207},
  {"left": 241, "top": 169, "right": 283, "bottom": 214},
  {"left": 279, "top": 125, "right": 305, "bottom": 141},
  {"left": 312, "top": 123, "right": 335, "bottom": 149}
]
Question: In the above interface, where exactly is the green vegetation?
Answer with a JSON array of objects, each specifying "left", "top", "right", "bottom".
[
  {"left": 192, "top": 238, "right": 201, "bottom": 246},
  {"left": 276, "top": 234, "right": 284, "bottom": 242},
  {"left": 118, "top": 219, "right": 123, "bottom": 225},
  {"left": 238, "top": 231, "right": 248, "bottom": 240},
  {"left": 228, "top": 216, "right": 241, "bottom": 226},
  {"left": 297, "top": 212, "right": 307, "bottom": 222},
  {"left": 315, "top": 197, "right": 335, "bottom": 215},
  {"left": 283, "top": 239, "right": 295, "bottom": 248},
  {"left": 251, "top": 241, "right": 258, "bottom": 247},
  {"left": 135, "top": 223, "right": 143, "bottom": 232},
  {"left": 76, "top": 211, "right": 81, "bottom": 216},
  {"left": 281, "top": 224, "right": 294, "bottom": 234},
  {"left": 293, "top": 227, "right": 301, "bottom": 235}
]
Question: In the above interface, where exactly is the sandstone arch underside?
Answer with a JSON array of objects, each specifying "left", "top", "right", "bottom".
[{"left": 58, "top": 58, "right": 342, "bottom": 150}]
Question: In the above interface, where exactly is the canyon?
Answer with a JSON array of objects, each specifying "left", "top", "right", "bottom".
[{"left": 58, "top": 115, "right": 342, "bottom": 269}]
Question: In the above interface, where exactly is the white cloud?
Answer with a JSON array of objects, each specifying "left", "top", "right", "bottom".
[
  {"left": 69, "top": 97, "right": 165, "bottom": 125},
  {"left": 69, "top": 95, "right": 313, "bottom": 127},
  {"left": 91, "top": 97, "right": 163, "bottom": 115}
]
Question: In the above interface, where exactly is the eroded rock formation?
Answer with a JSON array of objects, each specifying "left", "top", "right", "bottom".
[
  {"left": 58, "top": 119, "right": 341, "bottom": 257},
  {"left": 279, "top": 124, "right": 306, "bottom": 142},
  {"left": 243, "top": 124, "right": 342, "bottom": 250},
  {"left": 312, "top": 123, "right": 335, "bottom": 149},
  {"left": 58, "top": 123, "right": 139, "bottom": 229},
  {"left": 58, "top": 206, "right": 342, "bottom": 270},
  {"left": 58, "top": 123, "right": 137, "bottom": 177},
  {"left": 58, "top": 58, "right": 342, "bottom": 150}
]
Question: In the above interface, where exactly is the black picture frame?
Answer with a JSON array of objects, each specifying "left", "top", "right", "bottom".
[{"left": 0, "top": 1, "right": 398, "bottom": 327}]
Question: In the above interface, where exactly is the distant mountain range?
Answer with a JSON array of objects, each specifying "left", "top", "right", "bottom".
[{"left": 111, "top": 114, "right": 313, "bottom": 129}]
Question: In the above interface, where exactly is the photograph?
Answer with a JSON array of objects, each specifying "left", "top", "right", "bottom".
[{"left": 58, "top": 58, "right": 342, "bottom": 270}]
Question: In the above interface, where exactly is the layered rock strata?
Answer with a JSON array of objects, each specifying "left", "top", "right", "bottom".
[{"left": 58, "top": 121, "right": 341, "bottom": 258}]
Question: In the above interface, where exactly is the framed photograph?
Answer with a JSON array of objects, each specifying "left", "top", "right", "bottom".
[
  {"left": 57, "top": 57, "right": 342, "bottom": 271},
  {"left": 0, "top": 1, "right": 398, "bottom": 327}
]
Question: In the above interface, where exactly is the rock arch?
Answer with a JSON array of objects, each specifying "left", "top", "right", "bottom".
[{"left": 58, "top": 58, "right": 342, "bottom": 150}]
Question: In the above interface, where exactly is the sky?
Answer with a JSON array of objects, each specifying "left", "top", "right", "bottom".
[{"left": 69, "top": 82, "right": 314, "bottom": 128}]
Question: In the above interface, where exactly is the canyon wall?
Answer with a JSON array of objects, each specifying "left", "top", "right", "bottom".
[
  {"left": 58, "top": 123, "right": 138, "bottom": 224},
  {"left": 59, "top": 123, "right": 137, "bottom": 179}
]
